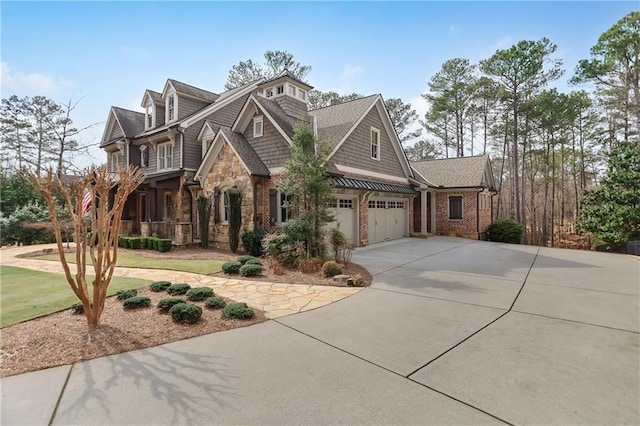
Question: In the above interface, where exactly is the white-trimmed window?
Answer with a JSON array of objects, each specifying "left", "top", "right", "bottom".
[
  {"left": 371, "top": 127, "right": 380, "bottom": 160},
  {"left": 276, "top": 85, "right": 284, "bottom": 95},
  {"left": 166, "top": 94, "right": 177, "bottom": 122},
  {"left": 158, "top": 142, "right": 173, "bottom": 171},
  {"left": 288, "top": 85, "right": 296, "bottom": 96},
  {"left": 253, "top": 116, "right": 263, "bottom": 137},
  {"left": 221, "top": 190, "right": 230, "bottom": 223},
  {"left": 145, "top": 103, "right": 155, "bottom": 129},
  {"left": 266, "top": 88, "right": 274, "bottom": 98},
  {"left": 140, "top": 145, "right": 147, "bottom": 168},
  {"left": 298, "top": 90, "right": 306, "bottom": 101},
  {"left": 110, "top": 151, "right": 123, "bottom": 172},
  {"left": 164, "top": 192, "right": 173, "bottom": 221},
  {"left": 202, "top": 138, "right": 213, "bottom": 159},
  {"left": 448, "top": 195, "right": 463, "bottom": 220},
  {"left": 280, "top": 193, "right": 293, "bottom": 223}
]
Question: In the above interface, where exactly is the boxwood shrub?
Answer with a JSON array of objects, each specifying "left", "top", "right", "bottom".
[
  {"left": 486, "top": 219, "right": 524, "bottom": 244},
  {"left": 150, "top": 281, "right": 172, "bottom": 292},
  {"left": 321, "top": 261, "right": 343, "bottom": 278},
  {"left": 169, "top": 303, "right": 203, "bottom": 324},
  {"left": 204, "top": 296, "right": 226, "bottom": 309},
  {"left": 116, "top": 289, "right": 138, "bottom": 300},
  {"left": 123, "top": 296, "right": 151, "bottom": 310},
  {"left": 157, "top": 297, "right": 187, "bottom": 312},
  {"left": 245, "top": 258, "right": 262, "bottom": 266},
  {"left": 167, "top": 283, "right": 191, "bottom": 295},
  {"left": 237, "top": 255, "right": 256, "bottom": 265},
  {"left": 239, "top": 263, "right": 262, "bottom": 277},
  {"left": 222, "top": 302, "right": 254, "bottom": 319},
  {"left": 70, "top": 302, "right": 84, "bottom": 315},
  {"left": 186, "top": 287, "right": 214, "bottom": 301},
  {"left": 222, "top": 261, "right": 242, "bottom": 274},
  {"left": 241, "top": 229, "right": 265, "bottom": 257}
]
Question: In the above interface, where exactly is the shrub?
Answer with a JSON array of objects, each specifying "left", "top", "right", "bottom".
[
  {"left": 222, "top": 302, "right": 254, "bottom": 319},
  {"left": 123, "top": 296, "right": 151, "bottom": 310},
  {"left": 166, "top": 283, "right": 191, "bottom": 295},
  {"left": 237, "top": 255, "right": 256, "bottom": 265},
  {"left": 150, "top": 281, "right": 172, "bottom": 292},
  {"left": 156, "top": 239, "right": 173, "bottom": 252},
  {"left": 186, "top": 287, "right": 214, "bottom": 301},
  {"left": 239, "top": 263, "right": 263, "bottom": 277},
  {"left": 157, "top": 297, "right": 187, "bottom": 312},
  {"left": 169, "top": 303, "right": 203, "bottom": 324},
  {"left": 70, "top": 302, "right": 84, "bottom": 315},
  {"left": 299, "top": 259, "right": 321, "bottom": 273},
  {"left": 264, "top": 233, "right": 306, "bottom": 268},
  {"left": 227, "top": 188, "right": 242, "bottom": 253},
  {"left": 322, "top": 261, "right": 343, "bottom": 278},
  {"left": 241, "top": 229, "right": 265, "bottom": 257},
  {"left": 486, "top": 219, "right": 524, "bottom": 244},
  {"left": 116, "top": 289, "right": 138, "bottom": 300},
  {"left": 245, "top": 258, "right": 262, "bottom": 266},
  {"left": 204, "top": 296, "right": 226, "bottom": 309},
  {"left": 330, "top": 228, "right": 347, "bottom": 262},
  {"left": 128, "top": 237, "right": 143, "bottom": 249},
  {"left": 118, "top": 235, "right": 127, "bottom": 248},
  {"left": 222, "top": 261, "right": 242, "bottom": 274}
]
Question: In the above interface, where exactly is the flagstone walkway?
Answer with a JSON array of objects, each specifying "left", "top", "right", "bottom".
[{"left": 0, "top": 244, "right": 361, "bottom": 319}]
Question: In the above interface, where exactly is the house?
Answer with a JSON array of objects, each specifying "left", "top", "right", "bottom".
[{"left": 100, "top": 71, "right": 496, "bottom": 249}]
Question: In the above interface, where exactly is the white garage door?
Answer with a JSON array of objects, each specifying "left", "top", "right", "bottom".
[
  {"left": 328, "top": 196, "right": 357, "bottom": 245},
  {"left": 367, "top": 197, "right": 407, "bottom": 244}
]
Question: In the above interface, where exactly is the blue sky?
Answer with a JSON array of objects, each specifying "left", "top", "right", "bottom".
[{"left": 1, "top": 1, "right": 637, "bottom": 166}]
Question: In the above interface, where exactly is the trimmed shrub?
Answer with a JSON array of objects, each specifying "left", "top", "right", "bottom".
[
  {"left": 299, "top": 259, "right": 321, "bottom": 273},
  {"left": 167, "top": 283, "right": 191, "bottom": 296},
  {"left": 156, "top": 239, "right": 172, "bottom": 252},
  {"left": 222, "top": 261, "right": 242, "bottom": 275},
  {"left": 264, "top": 233, "right": 306, "bottom": 268},
  {"left": 245, "top": 258, "right": 262, "bottom": 266},
  {"left": 239, "top": 263, "right": 263, "bottom": 277},
  {"left": 123, "top": 296, "right": 151, "bottom": 310},
  {"left": 116, "top": 289, "right": 138, "bottom": 300},
  {"left": 70, "top": 302, "right": 84, "bottom": 315},
  {"left": 227, "top": 188, "right": 243, "bottom": 253},
  {"left": 241, "top": 229, "right": 265, "bottom": 257},
  {"left": 157, "top": 297, "right": 187, "bottom": 312},
  {"left": 169, "top": 303, "right": 203, "bottom": 324},
  {"left": 150, "top": 281, "right": 172, "bottom": 292},
  {"left": 237, "top": 255, "right": 256, "bottom": 265},
  {"left": 204, "top": 296, "right": 227, "bottom": 309},
  {"left": 118, "top": 235, "right": 127, "bottom": 248},
  {"left": 486, "top": 219, "right": 524, "bottom": 244},
  {"left": 222, "top": 302, "right": 254, "bottom": 319},
  {"left": 186, "top": 287, "right": 214, "bottom": 301},
  {"left": 322, "top": 261, "right": 343, "bottom": 278},
  {"left": 128, "top": 237, "right": 143, "bottom": 249}
]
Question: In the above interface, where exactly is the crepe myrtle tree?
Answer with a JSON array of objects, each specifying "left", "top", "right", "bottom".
[{"left": 24, "top": 164, "right": 145, "bottom": 328}]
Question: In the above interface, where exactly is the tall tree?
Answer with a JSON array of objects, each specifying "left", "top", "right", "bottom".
[
  {"left": 384, "top": 98, "right": 422, "bottom": 145},
  {"left": 307, "top": 91, "right": 362, "bottom": 110},
  {"left": 0, "top": 96, "right": 31, "bottom": 171},
  {"left": 224, "top": 50, "right": 312, "bottom": 90},
  {"left": 404, "top": 140, "right": 441, "bottom": 161},
  {"left": 480, "top": 38, "right": 564, "bottom": 223},
  {"left": 572, "top": 11, "right": 640, "bottom": 142}
]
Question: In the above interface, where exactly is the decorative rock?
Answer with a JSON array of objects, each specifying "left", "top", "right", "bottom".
[
  {"left": 347, "top": 274, "right": 365, "bottom": 287},
  {"left": 332, "top": 274, "right": 350, "bottom": 285}
]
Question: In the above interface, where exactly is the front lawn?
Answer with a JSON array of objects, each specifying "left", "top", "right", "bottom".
[
  {"left": 0, "top": 266, "right": 151, "bottom": 327},
  {"left": 35, "top": 250, "right": 225, "bottom": 275}
]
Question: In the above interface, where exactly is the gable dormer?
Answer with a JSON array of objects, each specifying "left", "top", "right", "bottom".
[
  {"left": 141, "top": 90, "right": 163, "bottom": 130},
  {"left": 256, "top": 71, "right": 313, "bottom": 120},
  {"left": 162, "top": 81, "right": 179, "bottom": 124}
]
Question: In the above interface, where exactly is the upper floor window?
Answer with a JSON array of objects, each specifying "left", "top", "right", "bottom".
[
  {"left": 202, "top": 138, "right": 213, "bottom": 159},
  {"left": 449, "top": 195, "right": 463, "bottom": 220},
  {"left": 276, "top": 85, "right": 284, "bottom": 95},
  {"left": 110, "top": 151, "right": 124, "bottom": 172},
  {"left": 265, "top": 88, "right": 274, "bottom": 98},
  {"left": 140, "top": 145, "right": 148, "bottom": 168},
  {"left": 158, "top": 142, "right": 173, "bottom": 171},
  {"left": 288, "top": 85, "right": 296, "bottom": 96},
  {"left": 298, "top": 90, "right": 306, "bottom": 101},
  {"left": 145, "top": 103, "right": 155, "bottom": 129},
  {"left": 253, "top": 116, "right": 263, "bottom": 138},
  {"left": 166, "top": 94, "right": 176, "bottom": 122},
  {"left": 371, "top": 127, "right": 380, "bottom": 160},
  {"left": 280, "top": 193, "right": 293, "bottom": 223}
]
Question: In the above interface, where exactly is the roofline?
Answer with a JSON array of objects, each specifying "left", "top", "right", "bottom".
[
  {"left": 232, "top": 94, "right": 293, "bottom": 146},
  {"left": 325, "top": 96, "right": 379, "bottom": 160},
  {"left": 308, "top": 94, "right": 377, "bottom": 112}
]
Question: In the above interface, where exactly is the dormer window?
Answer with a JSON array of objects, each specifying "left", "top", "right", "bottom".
[
  {"left": 145, "top": 103, "right": 155, "bottom": 129},
  {"left": 266, "top": 88, "right": 274, "bottom": 98},
  {"left": 276, "top": 85, "right": 284, "bottom": 95},
  {"left": 288, "top": 85, "right": 296, "bottom": 96},
  {"left": 166, "top": 94, "right": 177, "bottom": 122},
  {"left": 253, "top": 116, "right": 263, "bottom": 137},
  {"left": 298, "top": 90, "right": 306, "bottom": 101}
]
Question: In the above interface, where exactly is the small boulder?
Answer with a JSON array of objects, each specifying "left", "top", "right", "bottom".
[
  {"left": 347, "top": 274, "right": 365, "bottom": 287},
  {"left": 332, "top": 274, "right": 350, "bottom": 286}
]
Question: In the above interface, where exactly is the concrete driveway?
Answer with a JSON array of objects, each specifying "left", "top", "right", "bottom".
[{"left": 2, "top": 237, "right": 639, "bottom": 425}]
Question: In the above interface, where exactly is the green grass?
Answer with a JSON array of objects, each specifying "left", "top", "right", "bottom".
[
  {"left": 0, "top": 266, "right": 152, "bottom": 328},
  {"left": 36, "top": 250, "right": 225, "bottom": 275}
]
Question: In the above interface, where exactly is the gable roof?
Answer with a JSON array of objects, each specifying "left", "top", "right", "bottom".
[
  {"left": 141, "top": 90, "right": 163, "bottom": 107},
  {"left": 411, "top": 155, "right": 496, "bottom": 189},
  {"left": 163, "top": 79, "right": 220, "bottom": 103},
  {"left": 308, "top": 95, "right": 378, "bottom": 147},
  {"left": 259, "top": 70, "right": 314, "bottom": 91},
  {"left": 100, "top": 107, "right": 145, "bottom": 146},
  {"left": 253, "top": 95, "right": 307, "bottom": 140}
]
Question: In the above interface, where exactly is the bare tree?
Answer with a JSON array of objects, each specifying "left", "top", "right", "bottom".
[{"left": 24, "top": 165, "right": 145, "bottom": 328}]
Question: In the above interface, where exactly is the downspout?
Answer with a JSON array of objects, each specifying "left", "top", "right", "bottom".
[
  {"left": 476, "top": 188, "right": 484, "bottom": 238},
  {"left": 178, "top": 128, "right": 185, "bottom": 169},
  {"left": 313, "top": 116, "right": 318, "bottom": 154}
]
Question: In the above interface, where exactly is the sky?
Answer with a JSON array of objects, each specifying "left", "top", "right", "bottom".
[{"left": 1, "top": 1, "right": 637, "bottom": 167}]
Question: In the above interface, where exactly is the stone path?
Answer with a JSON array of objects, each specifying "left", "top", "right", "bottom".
[{"left": 0, "top": 244, "right": 361, "bottom": 319}]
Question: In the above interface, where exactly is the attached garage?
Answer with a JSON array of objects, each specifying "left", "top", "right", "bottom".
[
  {"left": 367, "top": 197, "right": 408, "bottom": 244},
  {"left": 328, "top": 195, "right": 358, "bottom": 245}
]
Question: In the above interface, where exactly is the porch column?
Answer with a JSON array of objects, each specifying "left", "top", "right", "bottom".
[
  {"left": 421, "top": 189, "right": 428, "bottom": 234},
  {"left": 430, "top": 191, "right": 437, "bottom": 234}
]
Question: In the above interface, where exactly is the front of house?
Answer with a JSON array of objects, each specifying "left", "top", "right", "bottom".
[{"left": 100, "top": 72, "right": 497, "bottom": 249}]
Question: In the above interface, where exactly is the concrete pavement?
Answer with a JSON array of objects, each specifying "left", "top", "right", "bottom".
[{"left": 2, "top": 237, "right": 639, "bottom": 425}]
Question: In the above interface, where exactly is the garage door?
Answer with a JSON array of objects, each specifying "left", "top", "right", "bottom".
[
  {"left": 328, "top": 196, "right": 357, "bottom": 245},
  {"left": 367, "top": 198, "right": 407, "bottom": 244}
]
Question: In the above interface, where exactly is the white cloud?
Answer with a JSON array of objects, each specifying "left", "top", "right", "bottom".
[
  {"left": 1, "top": 62, "right": 71, "bottom": 95},
  {"left": 338, "top": 65, "right": 365, "bottom": 93},
  {"left": 487, "top": 36, "right": 513, "bottom": 54}
]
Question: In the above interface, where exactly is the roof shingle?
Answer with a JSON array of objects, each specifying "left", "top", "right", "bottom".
[
  {"left": 411, "top": 155, "right": 494, "bottom": 189},
  {"left": 168, "top": 79, "right": 219, "bottom": 103},
  {"left": 220, "top": 128, "right": 270, "bottom": 177},
  {"left": 309, "top": 95, "right": 378, "bottom": 147}
]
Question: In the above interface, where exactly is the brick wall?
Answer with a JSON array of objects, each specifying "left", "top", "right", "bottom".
[{"left": 435, "top": 191, "right": 481, "bottom": 239}]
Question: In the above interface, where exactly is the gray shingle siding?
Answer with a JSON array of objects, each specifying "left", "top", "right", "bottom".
[
  {"left": 178, "top": 97, "right": 208, "bottom": 121},
  {"left": 147, "top": 143, "right": 157, "bottom": 173},
  {"left": 110, "top": 124, "right": 123, "bottom": 140},
  {"left": 183, "top": 118, "right": 206, "bottom": 169},
  {"left": 129, "top": 142, "right": 141, "bottom": 167},
  {"left": 274, "top": 96, "right": 310, "bottom": 123},
  {"left": 156, "top": 106, "right": 165, "bottom": 127},
  {"left": 209, "top": 94, "right": 249, "bottom": 127},
  {"left": 243, "top": 117, "right": 291, "bottom": 169},
  {"left": 332, "top": 108, "right": 406, "bottom": 178}
]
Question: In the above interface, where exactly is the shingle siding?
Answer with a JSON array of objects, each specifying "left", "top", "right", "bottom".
[
  {"left": 331, "top": 108, "right": 406, "bottom": 178},
  {"left": 128, "top": 142, "right": 141, "bottom": 167},
  {"left": 156, "top": 106, "right": 165, "bottom": 128},
  {"left": 243, "top": 116, "right": 291, "bottom": 169},
  {"left": 274, "top": 96, "right": 309, "bottom": 123},
  {"left": 110, "top": 124, "right": 123, "bottom": 140},
  {"left": 183, "top": 118, "right": 206, "bottom": 169},
  {"left": 209, "top": 94, "right": 249, "bottom": 127},
  {"left": 178, "top": 97, "right": 209, "bottom": 121}
]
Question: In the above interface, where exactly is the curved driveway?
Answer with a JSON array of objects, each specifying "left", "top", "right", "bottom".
[{"left": 2, "top": 237, "right": 639, "bottom": 425}]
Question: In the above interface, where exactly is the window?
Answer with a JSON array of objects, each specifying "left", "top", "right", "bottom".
[
  {"left": 158, "top": 142, "right": 173, "bottom": 170},
  {"left": 202, "top": 138, "right": 213, "bottom": 159},
  {"left": 288, "top": 85, "right": 296, "bottom": 96},
  {"left": 280, "top": 193, "right": 292, "bottom": 223},
  {"left": 166, "top": 94, "right": 176, "bottom": 122},
  {"left": 145, "top": 103, "right": 154, "bottom": 129},
  {"left": 338, "top": 199, "right": 353, "bottom": 209},
  {"left": 449, "top": 195, "right": 463, "bottom": 220},
  {"left": 368, "top": 200, "right": 375, "bottom": 209},
  {"left": 164, "top": 193, "right": 173, "bottom": 221},
  {"left": 371, "top": 127, "right": 380, "bottom": 160},
  {"left": 253, "top": 116, "right": 263, "bottom": 137},
  {"left": 388, "top": 201, "right": 396, "bottom": 209},
  {"left": 266, "top": 88, "right": 274, "bottom": 98},
  {"left": 221, "top": 190, "right": 230, "bottom": 222},
  {"left": 397, "top": 201, "right": 405, "bottom": 209},
  {"left": 276, "top": 85, "right": 284, "bottom": 95},
  {"left": 376, "top": 200, "right": 385, "bottom": 209},
  {"left": 110, "top": 151, "right": 123, "bottom": 172},
  {"left": 298, "top": 90, "right": 306, "bottom": 101},
  {"left": 139, "top": 145, "right": 147, "bottom": 168}
]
